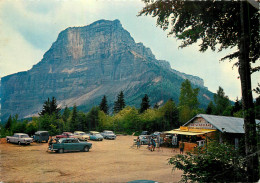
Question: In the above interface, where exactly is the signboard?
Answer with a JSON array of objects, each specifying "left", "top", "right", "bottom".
[
  {"left": 187, "top": 117, "right": 216, "bottom": 130},
  {"left": 180, "top": 126, "right": 189, "bottom": 131}
]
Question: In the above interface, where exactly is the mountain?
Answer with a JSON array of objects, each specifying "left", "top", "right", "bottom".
[{"left": 0, "top": 19, "right": 214, "bottom": 122}]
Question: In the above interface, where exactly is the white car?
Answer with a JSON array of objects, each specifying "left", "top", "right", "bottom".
[
  {"left": 6, "top": 133, "right": 33, "bottom": 145},
  {"left": 101, "top": 130, "right": 116, "bottom": 140},
  {"left": 73, "top": 131, "right": 90, "bottom": 141}
]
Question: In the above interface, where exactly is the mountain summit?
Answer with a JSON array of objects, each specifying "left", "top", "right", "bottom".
[{"left": 1, "top": 19, "right": 213, "bottom": 121}]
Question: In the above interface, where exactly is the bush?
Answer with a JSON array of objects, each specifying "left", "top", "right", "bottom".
[{"left": 168, "top": 141, "right": 247, "bottom": 182}]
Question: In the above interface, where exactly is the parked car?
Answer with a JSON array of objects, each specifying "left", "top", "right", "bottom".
[
  {"left": 74, "top": 131, "right": 90, "bottom": 141},
  {"left": 6, "top": 133, "right": 33, "bottom": 145},
  {"left": 56, "top": 132, "right": 75, "bottom": 139},
  {"left": 100, "top": 130, "right": 116, "bottom": 140},
  {"left": 49, "top": 138, "right": 92, "bottom": 153},
  {"left": 151, "top": 131, "right": 161, "bottom": 137},
  {"left": 33, "top": 131, "right": 49, "bottom": 143},
  {"left": 88, "top": 131, "right": 103, "bottom": 141},
  {"left": 140, "top": 131, "right": 149, "bottom": 135},
  {"left": 138, "top": 135, "right": 150, "bottom": 145}
]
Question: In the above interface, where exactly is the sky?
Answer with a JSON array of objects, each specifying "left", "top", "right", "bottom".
[{"left": 0, "top": 0, "right": 259, "bottom": 101}]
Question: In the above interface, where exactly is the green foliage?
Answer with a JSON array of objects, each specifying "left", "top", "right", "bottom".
[
  {"left": 70, "top": 105, "right": 79, "bottom": 132},
  {"left": 139, "top": 1, "right": 259, "bottom": 69},
  {"left": 5, "top": 115, "right": 12, "bottom": 131},
  {"left": 179, "top": 79, "right": 199, "bottom": 110},
  {"left": 99, "top": 95, "right": 109, "bottom": 115},
  {"left": 168, "top": 141, "right": 247, "bottom": 182},
  {"left": 113, "top": 91, "right": 126, "bottom": 114},
  {"left": 255, "top": 96, "right": 260, "bottom": 120},
  {"left": 159, "top": 99, "right": 179, "bottom": 129},
  {"left": 113, "top": 107, "right": 141, "bottom": 134},
  {"left": 98, "top": 110, "right": 113, "bottom": 131},
  {"left": 140, "top": 94, "right": 150, "bottom": 113},
  {"left": 178, "top": 80, "right": 200, "bottom": 124},
  {"left": 86, "top": 106, "right": 99, "bottom": 131},
  {"left": 39, "top": 97, "right": 61, "bottom": 118},
  {"left": 206, "top": 101, "right": 214, "bottom": 114},
  {"left": 25, "top": 121, "right": 38, "bottom": 136},
  {"left": 62, "top": 105, "right": 70, "bottom": 123},
  {"left": 213, "top": 87, "right": 231, "bottom": 115}
]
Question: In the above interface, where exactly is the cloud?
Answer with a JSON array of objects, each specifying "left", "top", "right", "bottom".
[{"left": 0, "top": 20, "right": 43, "bottom": 77}]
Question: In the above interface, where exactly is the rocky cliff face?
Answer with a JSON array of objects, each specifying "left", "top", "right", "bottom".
[{"left": 1, "top": 19, "right": 213, "bottom": 121}]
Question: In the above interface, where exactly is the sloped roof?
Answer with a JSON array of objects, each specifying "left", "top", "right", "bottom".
[{"left": 184, "top": 114, "right": 260, "bottom": 134}]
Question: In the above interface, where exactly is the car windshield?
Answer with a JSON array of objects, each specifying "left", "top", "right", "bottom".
[
  {"left": 21, "top": 135, "right": 29, "bottom": 138},
  {"left": 106, "top": 132, "right": 113, "bottom": 134},
  {"left": 79, "top": 133, "right": 86, "bottom": 135},
  {"left": 95, "top": 134, "right": 102, "bottom": 137}
]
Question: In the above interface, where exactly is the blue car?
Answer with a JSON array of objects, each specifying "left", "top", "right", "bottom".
[{"left": 88, "top": 131, "right": 104, "bottom": 141}]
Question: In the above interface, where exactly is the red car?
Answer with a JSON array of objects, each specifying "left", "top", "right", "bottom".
[{"left": 56, "top": 132, "right": 75, "bottom": 139}]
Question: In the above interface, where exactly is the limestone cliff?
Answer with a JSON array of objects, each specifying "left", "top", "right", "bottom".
[{"left": 1, "top": 19, "right": 213, "bottom": 121}]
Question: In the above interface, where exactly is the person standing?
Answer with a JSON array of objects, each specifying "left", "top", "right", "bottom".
[
  {"left": 46, "top": 136, "right": 53, "bottom": 152},
  {"left": 151, "top": 137, "right": 156, "bottom": 152},
  {"left": 180, "top": 141, "right": 185, "bottom": 154},
  {"left": 136, "top": 136, "right": 141, "bottom": 149}
]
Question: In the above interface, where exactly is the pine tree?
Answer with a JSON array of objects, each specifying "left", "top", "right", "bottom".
[
  {"left": 39, "top": 98, "right": 51, "bottom": 116},
  {"left": 213, "top": 87, "right": 231, "bottom": 115},
  {"left": 140, "top": 94, "right": 150, "bottom": 113},
  {"left": 50, "top": 97, "right": 61, "bottom": 118},
  {"left": 39, "top": 97, "right": 60, "bottom": 118},
  {"left": 86, "top": 106, "right": 99, "bottom": 131},
  {"left": 70, "top": 104, "right": 79, "bottom": 132},
  {"left": 99, "top": 95, "right": 109, "bottom": 115},
  {"left": 62, "top": 106, "right": 70, "bottom": 122},
  {"left": 206, "top": 101, "right": 214, "bottom": 114},
  {"left": 113, "top": 91, "right": 125, "bottom": 114},
  {"left": 5, "top": 115, "right": 12, "bottom": 131}
]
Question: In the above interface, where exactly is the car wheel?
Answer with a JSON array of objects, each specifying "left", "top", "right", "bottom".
[
  {"left": 141, "top": 141, "right": 144, "bottom": 145},
  {"left": 18, "top": 141, "right": 21, "bottom": 145},
  {"left": 7, "top": 139, "right": 10, "bottom": 143},
  {"left": 84, "top": 146, "right": 89, "bottom": 152},
  {"left": 58, "top": 149, "right": 64, "bottom": 153}
]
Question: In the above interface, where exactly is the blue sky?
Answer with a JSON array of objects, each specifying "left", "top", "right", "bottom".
[{"left": 0, "top": 0, "right": 259, "bottom": 100}]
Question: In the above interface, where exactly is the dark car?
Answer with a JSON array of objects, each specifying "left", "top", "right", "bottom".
[
  {"left": 49, "top": 138, "right": 92, "bottom": 153},
  {"left": 33, "top": 131, "right": 49, "bottom": 143}
]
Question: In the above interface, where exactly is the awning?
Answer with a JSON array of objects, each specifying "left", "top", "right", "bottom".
[{"left": 164, "top": 129, "right": 216, "bottom": 136}]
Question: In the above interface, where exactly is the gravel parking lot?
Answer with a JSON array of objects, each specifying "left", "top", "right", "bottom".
[{"left": 0, "top": 135, "right": 182, "bottom": 182}]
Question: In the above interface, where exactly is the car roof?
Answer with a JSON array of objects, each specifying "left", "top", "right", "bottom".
[
  {"left": 90, "top": 131, "right": 100, "bottom": 133},
  {"left": 74, "top": 131, "right": 84, "bottom": 133},
  {"left": 35, "top": 131, "right": 49, "bottom": 134},
  {"left": 14, "top": 133, "right": 28, "bottom": 135},
  {"left": 60, "top": 138, "right": 78, "bottom": 140}
]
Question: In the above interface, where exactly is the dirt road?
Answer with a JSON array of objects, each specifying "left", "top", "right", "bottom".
[{"left": 0, "top": 136, "right": 182, "bottom": 182}]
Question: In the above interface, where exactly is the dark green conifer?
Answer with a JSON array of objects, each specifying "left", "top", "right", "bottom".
[
  {"left": 140, "top": 94, "right": 150, "bottom": 113},
  {"left": 99, "top": 95, "right": 109, "bottom": 115},
  {"left": 113, "top": 91, "right": 125, "bottom": 114}
]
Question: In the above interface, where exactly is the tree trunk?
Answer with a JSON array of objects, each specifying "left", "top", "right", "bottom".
[{"left": 239, "top": 1, "right": 259, "bottom": 182}]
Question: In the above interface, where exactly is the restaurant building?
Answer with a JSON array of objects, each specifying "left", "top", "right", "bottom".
[{"left": 165, "top": 114, "right": 260, "bottom": 151}]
